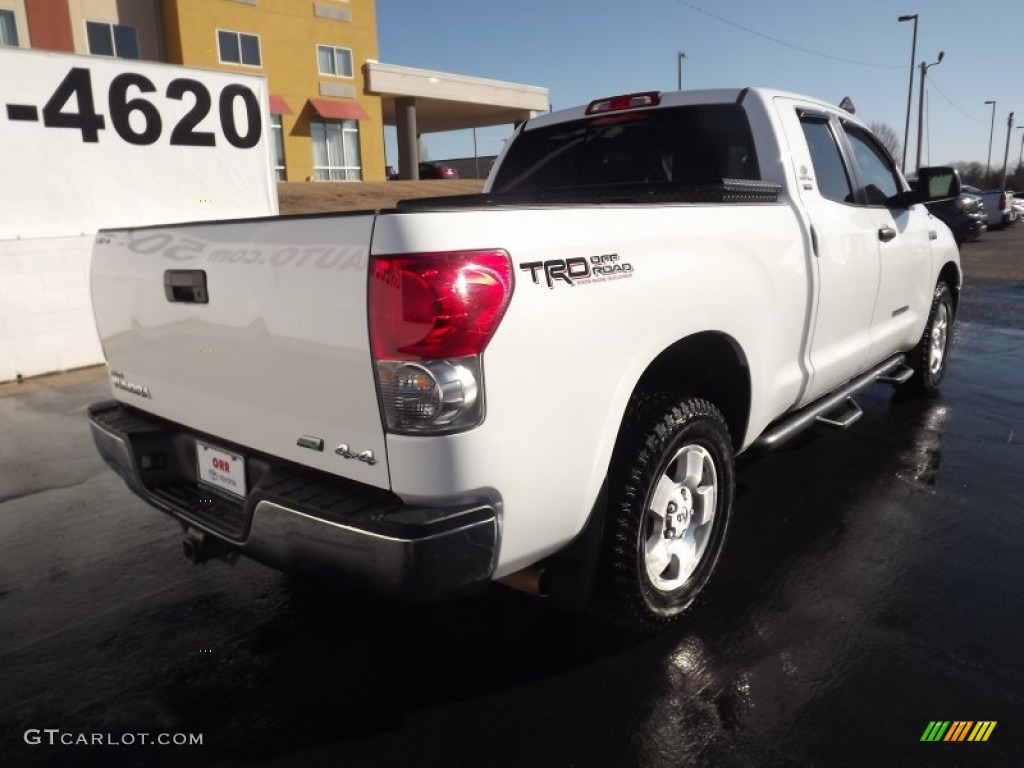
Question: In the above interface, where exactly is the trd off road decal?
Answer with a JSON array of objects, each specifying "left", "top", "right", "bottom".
[{"left": 519, "top": 254, "right": 634, "bottom": 288}]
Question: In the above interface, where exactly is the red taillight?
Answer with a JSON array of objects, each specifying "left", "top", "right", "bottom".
[
  {"left": 999, "top": 193, "right": 1007, "bottom": 211},
  {"left": 369, "top": 250, "right": 513, "bottom": 361},
  {"left": 585, "top": 91, "right": 661, "bottom": 115}
]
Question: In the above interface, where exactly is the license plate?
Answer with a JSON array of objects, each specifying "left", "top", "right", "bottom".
[{"left": 196, "top": 440, "right": 247, "bottom": 498}]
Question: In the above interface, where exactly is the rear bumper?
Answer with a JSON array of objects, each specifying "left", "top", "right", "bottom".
[{"left": 88, "top": 401, "right": 499, "bottom": 601}]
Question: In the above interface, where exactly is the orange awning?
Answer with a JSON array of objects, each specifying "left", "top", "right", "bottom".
[
  {"left": 309, "top": 98, "right": 369, "bottom": 121},
  {"left": 268, "top": 94, "right": 293, "bottom": 115}
]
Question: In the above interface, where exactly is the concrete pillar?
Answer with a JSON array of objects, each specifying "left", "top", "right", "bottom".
[{"left": 396, "top": 97, "right": 419, "bottom": 180}]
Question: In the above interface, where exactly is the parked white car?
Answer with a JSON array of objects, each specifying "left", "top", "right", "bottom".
[
  {"left": 1011, "top": 192, "right": 1024, "bottom": 218},
  {"left": 963, "top": 185, "right": 1016, "bottom": 228}
]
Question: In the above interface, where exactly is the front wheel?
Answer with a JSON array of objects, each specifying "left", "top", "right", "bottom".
[
  {"left": 597, "top": 394, "right": 735, "bottom": 632},
  {"left": 902, "top": 281, "right": 955, "bottom": 395}
]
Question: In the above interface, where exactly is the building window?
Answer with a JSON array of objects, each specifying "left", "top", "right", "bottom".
[
  {"left": 311, "top": 119, "right": 361, "bottom": 180},
  {"left": 271, "top": 115, "right": 286, "bottom": 181},
  {"left": 86, "top": 21, "right": 139, "bottom": 59},
  {"left": 317, "top": 45, "right": 353, "bottom": 78},
  {"left": 217, "top": 29, "right": 261, "bottom": 67},
  {"left": 0, "top": 10, "right": 19, "bottom": 47}
]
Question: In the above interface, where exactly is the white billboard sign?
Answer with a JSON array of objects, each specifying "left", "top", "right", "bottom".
[{"left": 0, "top": 48, "right": 277, "bottom": 240}]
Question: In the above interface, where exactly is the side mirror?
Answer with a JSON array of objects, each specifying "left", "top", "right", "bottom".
[{"left": 914, "top": 166, "right": 961, "bottom": 202}]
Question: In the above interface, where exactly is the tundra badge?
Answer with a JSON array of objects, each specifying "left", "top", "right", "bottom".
[{"left": 110, "top": 370, "right": 152, "bottom": 399}]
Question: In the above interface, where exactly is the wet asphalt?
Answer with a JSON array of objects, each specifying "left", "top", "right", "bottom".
[{"left": 1, "top": 234, "right": 1023, "bottom": 768}]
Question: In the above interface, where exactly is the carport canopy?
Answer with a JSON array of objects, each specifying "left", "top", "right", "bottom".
[{"left": 365, "top": 61, "right": 549, "bottom": 179}]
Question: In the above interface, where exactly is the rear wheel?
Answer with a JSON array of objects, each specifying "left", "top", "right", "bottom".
[
  {"left": 903, "top": 282, "right": 954, "bottom": 395},
  {"left": 598, "top": 394, "right": 734, "bottom": 632}
]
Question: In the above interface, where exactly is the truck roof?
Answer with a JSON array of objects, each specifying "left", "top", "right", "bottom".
[{"left": 525, "top": 87, "right": 849, "bottom": 131}]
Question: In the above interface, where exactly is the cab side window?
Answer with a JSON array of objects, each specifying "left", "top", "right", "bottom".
[
  {"left": 799, "top": 117, "right": 854, "bottom": 204},
  {"left": 843, "top": 124, "right": 902, "bottom": 206}
]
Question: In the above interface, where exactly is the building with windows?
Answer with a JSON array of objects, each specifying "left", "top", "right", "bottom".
[
  {"left": 1, "top": 0, "right": 546, "bottom": 181},
  {"left": 3, "top": 0, "right": 385, "bottom": 181},
  {"left": 162, "top": 0, "right": 384, "bottom": 181}
]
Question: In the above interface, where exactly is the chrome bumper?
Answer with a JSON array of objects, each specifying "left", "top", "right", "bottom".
[{"left": 88, "top": 401, "right": 498, "bottom": 601}]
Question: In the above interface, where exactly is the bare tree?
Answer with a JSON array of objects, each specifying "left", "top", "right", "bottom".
[
  {"left": 869, "top": 121, "right": 902, "bottom": 162},
  {"left": 950, "top": 161, "right": 986, "bottom": 187},
  {"left": 939, "top": 160, "right": 1024, "bottom": 189}
]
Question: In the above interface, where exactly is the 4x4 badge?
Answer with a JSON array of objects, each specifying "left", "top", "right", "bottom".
[{"left": 334, "top": 444, "right": 377, "bottom": 466}]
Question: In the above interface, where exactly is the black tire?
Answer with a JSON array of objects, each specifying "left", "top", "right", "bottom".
[
  {"left": 597, "top": 394, "right": 735, "bottom": 632},
  {"left": 902, "top": 281, "right": 955, "bottom": 395}
]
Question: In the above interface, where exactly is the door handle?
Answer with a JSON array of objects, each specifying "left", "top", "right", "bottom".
[
  {"left": 164, "top": 270, "right": 208, "bottom": 303},
  {"left": 878, "top": 227, "right": 897, "bottom": 242}
]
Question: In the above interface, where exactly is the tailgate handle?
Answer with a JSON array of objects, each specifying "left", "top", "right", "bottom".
[{"left": 164, "top": 270, "right": 209, "bottom": 304}]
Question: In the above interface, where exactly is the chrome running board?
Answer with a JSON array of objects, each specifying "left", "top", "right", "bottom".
[
  {"left": 877, "top": 363, "right": 915, "bottom": 385},
  {"left": 753, "top": 355, "right": 906, "bottom": 451},
  {"left": 816, "top": 396, "right": 864, "bottom": 429}
]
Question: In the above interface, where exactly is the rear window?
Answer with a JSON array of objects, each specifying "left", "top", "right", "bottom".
[{"left": 491, "top": 104, "right": 760, "bottom": 193}]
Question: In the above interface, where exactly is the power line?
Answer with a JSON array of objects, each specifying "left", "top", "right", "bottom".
[
  {"left": 674, "top": 1, "right": 903, "bottom": 69},
  {"left": 926, "top": 76, "right": 987, "bottom": 124}
]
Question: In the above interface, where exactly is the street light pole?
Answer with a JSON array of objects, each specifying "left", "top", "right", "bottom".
[
  {"left": 915, "top": 51, "right": 944, "bottom": 171},
  {"left": 677, "top": 51, "right": 686, "bottom": 90},
  {"left": 898, "top": 14, "right": 918, "bottom": 173},
  {"left": 985, "top": 100, "right": 997, "bottom": 185}
]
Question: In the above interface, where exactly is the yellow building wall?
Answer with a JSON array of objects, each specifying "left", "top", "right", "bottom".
[{"left": 163, "top": 0, "right": 385, "bottom": 182}]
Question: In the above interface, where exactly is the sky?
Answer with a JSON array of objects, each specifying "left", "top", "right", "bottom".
[{"left": 376, "top": 0, "right": 1023, "bottom": 173}]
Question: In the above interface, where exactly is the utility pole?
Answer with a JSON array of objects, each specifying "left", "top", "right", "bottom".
[
  {"left": 915, "top": 51, "right": 944, "bottom": 171},
  {"left": 1017, "top": 126, "right": 1024, "bottom": 186},
  {"left": 677, "top": 51, "right": 686, "bottom": 90},
  {"left": 1001, "top": 112, "right": 1015, "bottom": 191}
]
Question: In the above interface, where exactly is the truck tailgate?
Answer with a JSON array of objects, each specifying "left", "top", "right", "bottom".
[{"left": 91, "top": 214, "right": 388, "bottom": 489}]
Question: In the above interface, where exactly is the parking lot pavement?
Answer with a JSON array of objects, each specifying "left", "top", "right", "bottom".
[
  {"left": 2, "top": 244, "right": 1023, "bottom": 767},
  {"left": 957, "top": 218, "right": 1024, "bottom": 285}
]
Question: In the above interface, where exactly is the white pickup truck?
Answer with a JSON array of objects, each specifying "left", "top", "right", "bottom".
[
  {"left": 88, "top": 88, "right": 961, "bottom": 630},
  {"left": 962, "top": 185, "right": 1016, "bottom": 229}
]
